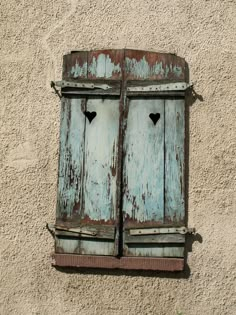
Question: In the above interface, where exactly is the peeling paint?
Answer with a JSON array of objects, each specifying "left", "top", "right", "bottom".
[
  {"left": 125, "top": 56, "right": 183, "bottom": 79},
  {"left": 70, "top": 60, "right": 87, "bottom": 78},
  {"left": 88, "top": 54, "right": 121, "bottom": 78}
]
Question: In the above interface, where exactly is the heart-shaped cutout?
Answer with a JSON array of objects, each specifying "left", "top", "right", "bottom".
[
  {"left": 149, "top": 113, "right": 160, "bottom": 125},
  {"left": 84, "top": 111, "right": 97, "bottom": 123}
]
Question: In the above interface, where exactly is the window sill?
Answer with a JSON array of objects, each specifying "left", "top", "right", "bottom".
[{"left": 52, "top": 254, "right": 184, "bottom": 271}]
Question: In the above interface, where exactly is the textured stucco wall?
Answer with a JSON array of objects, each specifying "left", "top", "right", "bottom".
[{"left": 0, "top": 0, "right": 236, "bottom": 314}]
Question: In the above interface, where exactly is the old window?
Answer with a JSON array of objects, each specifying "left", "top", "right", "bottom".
[{"left": 49, "top": 49, "right": 194, "bottom": 271}]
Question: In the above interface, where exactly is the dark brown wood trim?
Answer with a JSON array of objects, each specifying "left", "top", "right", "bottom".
[{"left": 52, "top": 254, "right": 184, "bottom": 271}]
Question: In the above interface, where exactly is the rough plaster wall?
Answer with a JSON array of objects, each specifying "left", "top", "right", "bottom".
[{"left": 0, "top": 0, "right": 236, "bottom": 314}]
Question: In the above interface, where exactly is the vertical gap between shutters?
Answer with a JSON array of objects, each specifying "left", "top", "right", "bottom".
[
  {"left": 81, "top": 97, "right": 87, "bottom": 222},
  {"left": 86, "top": 51, "right": 89, "bottom": 78},
  {"left": 117, "top": 61, "right": 126, "bottom": 257},
  {"left": 163, "top": 99, "right": 166, "bottom": 224}
]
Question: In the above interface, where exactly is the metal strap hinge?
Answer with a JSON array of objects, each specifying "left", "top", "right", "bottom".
[
  {"left": 127, "top": 82, "right": 192, "bottom": 92},
  {"left": 52, "top": 80, "right": 112, "bottom": 90},
  {"left": 46, "top": 224, "right": 97, "bottom": 236},
  {"left": 129, "top": 227, "right": 196, "bottom": 236}
]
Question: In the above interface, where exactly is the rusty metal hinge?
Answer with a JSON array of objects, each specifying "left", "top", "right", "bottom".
[
  {"left": 129, "top": 227, "right": 196, "bottom": 236},
  {"left": 127, "top": 82, "right": 192, "bottom": 92},
  {"left": 52, "top": 80, "right": 112, "bottom": 90},
  {"left": 46, "top": 224, "right": 97, "bottom": 237}
]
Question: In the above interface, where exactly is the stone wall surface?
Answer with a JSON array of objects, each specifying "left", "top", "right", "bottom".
[{"left": 0, "top": 0, "right": 236, "bottom": 314}]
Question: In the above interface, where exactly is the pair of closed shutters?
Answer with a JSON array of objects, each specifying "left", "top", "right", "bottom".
[{"left": 54, "top": 49, "right": 186, "bottom": 265}]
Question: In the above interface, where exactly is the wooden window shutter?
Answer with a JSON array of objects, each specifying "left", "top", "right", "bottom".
[
  {"left": 51, "top": 49, "right": 193, "bottom": 271},
  {"left": 55, "top": 50, "right": 123, "bottom": 257}
]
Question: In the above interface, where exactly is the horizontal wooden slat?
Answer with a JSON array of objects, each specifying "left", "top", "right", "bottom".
[
  {"left": 88, "top": 50, "right": 123, "bottom": 80},
  {"left": 55, "top": 238, "right": 115, "bottom": 256},
  {"left": 124, "top": 244, "right": 184, "bottom": 257},
  {"left": 55, "top": 225, "right": 115, "bottom": 239},
  {"left": 62, "top": 50, "right": 187, "bottom": 82},
  {"left": 52, "top": 254, "right": 184, "bottom": 271},
  {"left": 124, "top": 49, "right": 186, "bottom": 81},
  {"left": 125, "top": 233, "right": 185, "bottom": 244},
  {"left": 61, "top": 89, "right": 120, "bottom": 96},
  {"left": 126, "top": 91, "right": 185, "bottom": 96},
  {"left": 61, "top": 80, "right": 121, "bottom": 96},
  {"left": 63, "top": 51, "right": 88, "bottom": 80}
]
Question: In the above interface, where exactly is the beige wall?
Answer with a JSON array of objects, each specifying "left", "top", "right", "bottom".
[{"left": 1, "top": 0, "right": 236, "bottom": 314}]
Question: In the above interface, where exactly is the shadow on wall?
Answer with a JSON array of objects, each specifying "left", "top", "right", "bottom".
[{"left": 54, "top": 70, "right": 204, "bottom": 279}]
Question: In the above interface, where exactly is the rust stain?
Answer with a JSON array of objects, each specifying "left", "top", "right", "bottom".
[
  {"left": 110, "top": 142, "right": 117, "bottom": 176},
  {"left": 124, "top": 49, "right": 186, "bottom": 81},
  {"left": 123, "top": 214, "right": 163, "bottom": 228},
  {"left": 107, "top": 173, "right": 111, "bottom": 197},
  {"left": 72, "top": 200, "right": 80, "bottom": 215},
  {"left": 63, "top": 49, "right": 186, "bottom": 81},
  {"left": 164, "top": 214, "right": 185, "bottom": 225},
  {"left": 80, "top": 214, "right": 115, "bottom": 226},
  {"left": 63, "top": 51, "right": 88, "bottom": 80}
]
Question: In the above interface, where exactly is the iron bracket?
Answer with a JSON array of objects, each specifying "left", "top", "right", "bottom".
[
  {"left": 46, "top": 224, "right": 97, "bottom": 237},
  {"left": 127, "top": 82, "right": 192, "bottom": 92},
  {"left": 129, "top": 227, "right": 196, "bottom": 236},
  {"left": 53, "top": 80, "right": 112, "bottom": 90}
]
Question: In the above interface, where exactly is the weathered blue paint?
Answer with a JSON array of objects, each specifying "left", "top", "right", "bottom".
[
  {"left": 56, "top": 96, "right": 120, "bottom": 256},
  {"left": 125, "top": 244, "right": 184, "bottom": 258},
  {"left": 123, "top": 98, "right": 164, "bottom": 224},
  {"left": 165, "top": 98, "right": 185, "bottom": 223},
  {"left": 70, "top": 60, "right": 87, "bottom": 78},
  {"left": 56, "top": 49, "right": 187, "bottom": 263},
  {"left": 125, "top": 56, "right": 183, "bottom": 79},
  {"left": 88, "top": 54, "right": 121, "bottom": 78},
  {"left": 56, "top": 238, "right": 114, "bottom": 256},
  {"left": 83, "top": 97, "right": 120, "bottom": 222},
  {"left": 56, "top": 97, "right": 85, "bottom": 219}
]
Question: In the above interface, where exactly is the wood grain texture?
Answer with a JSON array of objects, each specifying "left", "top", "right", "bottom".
[
  {"left": 56, "top": 97, "right": 85, "bottom": 219},
  {"left": 124, "top": 233, "right": 185, "bottom": 244},
  {"left": 57, "top": 50, "right": 187, "bottom": 260},
  {"left": 123, "top": 98, "right": 164, "bottom": 225},
  {"left": 62, "top": 49, "right": 186, "bottom": 81},
  {"left": 165, "top": 98, "right": 185, "bottom": 224},
  {"left": 63, "top": 51, "right": 88, "bottom": 80},
  {"left": 124, "top": 49, "right": 186, "bottom": 81},
  {"left": 53, "top": 254, "right": 184, "bottom": 271},
  {"left": 83, "top": 97, "right": 120, "bottom": 223},
  {"left": 125, "top": 244, "right": 184, "bottom": 257},
  {"left": 56, "top": 237, "right": 114, "bottom": 256},
  {"left": 88, "top": 50, "right": 123, "bottom": 79},
  {"left": 56, "top": 96, "right": 120, "bottom": 255}
]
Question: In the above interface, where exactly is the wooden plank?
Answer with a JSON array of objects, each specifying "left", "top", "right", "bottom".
[
  {"left": 88, "top": 50, "right": 123, "bottom": 79},
  {"left": 53, "top": 254, "right": 185, "bottom": 271},
  {"left": 125, "top": 49, "right": 186, "bottom": 81},
  {"left": 56, "top": 97, "right": 85, "bottom": 220},
  {"left": 55, "top": 237, "right": 114, "bottom": 256},
  {"left": 123, "top": 98, "right": 164, "bottom": 226},
  {"left": 83, "top": 97, "right": 120, "bottom": 223},
  {"left": 63, "top": 51, "right": 88, "bottom": 80},
  {"left": 124, "top": 233, "right": 185, "bottom": 244},
  {"left": 165, "top": 98, "right": 185, "bottom": 224},
  {"left": 61, "top": 81, "right": 121, "bottom": 96},
  {"left": 55, "top": 225, "right": 115, "bottom": 239},
  {"left": 125, "top": 244, "right": 184, "bottom": 257}
]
